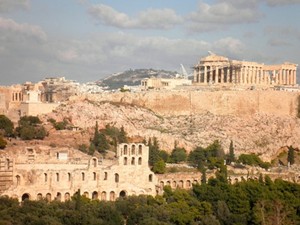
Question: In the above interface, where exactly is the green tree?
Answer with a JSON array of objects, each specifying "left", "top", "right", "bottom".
[
  {"left": 227, "top": 140, "right": 235, "bottom": 164},
  {"left": 16, "top": 116, "right": 47, "bottom": 140},
  {"left": 169, "top": 147, "right": 187, "bottom": 163},
  {"left": 287, "top": 146, "right": 295, "bottom": 165},
  {"left": 148, "top": 137, "right": 160, "bottom": 166},
  {"left": 0, "top": 115, "right": 14, "bottom": 137},
  {"left": 118, "top": 126, "right": 127, "bottom": 143},
  {"left": 0, "top": 136, "right": 7, "bottom": 149},
  {"left": 152, "top": 159, "right": 166, "bottom": 174}
]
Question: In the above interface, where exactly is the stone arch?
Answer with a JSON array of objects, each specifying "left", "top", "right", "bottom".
[
  {"left": 166, "top": 181, "right": 171, "bottom": 186},
  {"left": 119, "top": 190, "right": 127, "bottom": 198},
  {"left": 56, "top": 173, "right": 59, "bottom": 182},
  {"left": 22, "top": 193, "right": 30, "bottom": 201},
  {"left": 124, "top": 157, "right": 128, "bottom": 165},
  {"left": 68, "top": 173, "right": 71, "bottom": 181},
  {"left": 115, "top": 173, "right": 119, "bottom": 183},
  {"left": 83, "top": 192, "right": 89, "bottom": 198},
  {"left": 149, "top": 174, "right": 153, "bottom": 182},
  {"left": 110, "top": 191, "right": 115, "bottom": 201},
  {"left": 93, "top": 172, "right": 96, "bottom": 181},
  {"left": 104, "top": 172, "right": 108, "bottom": 180},
  {"left": 16, "top": 175, "right": 20, "bottom": 185},
  {"left": 160, "top": 181, "right": 164, "bottom": 188},
  {"left": 56, "top": 192, "right": 62, "bottom": 201},
  {"left": 193, "top": 180, "right": 198, "bottom": 184},
  {"left": 92, "top": 191, "right": 98, "bottom": 200},
  {"left": 101, "top": 191, "right": 107, "bottom": 201},
  {"left": 46, "top": 193, "right": 51, "bottom": 202},
  {"left": 44, "top": 173, "right": 48, "bottom": 182},
  {"left": 123, "top": 145, "right": 128, "bottom": 155},
  {"left": 179, "top": 180, "right": 184, "bottom": 188},
  {"left": 65, "top": 192, "right": 70, "bottom": 201},
  {"left": 131, "top": 157, "right": 135, "bottom": 165},
  {"left": 138, "top": 145, "right": 142, "bottom": 154},
  {"left": 131, "top": 145, "right": 136, "bottom": 155},
  {"left": 82, "top": 172, "right": 85, "bottom": 181},
  {"left": 138, "top": 157, "right": 142, "bottom": 165},
  {"left": 186, "top": 180, "right": 191, "bottom": 188},
  {"left": 172, "top": 181, "right": 177, "bottom": 188},
  {"left": 37, "top": 193, "right": 42, "bottom": 201}
]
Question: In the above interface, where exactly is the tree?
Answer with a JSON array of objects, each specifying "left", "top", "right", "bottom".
[
  {"left": 152, "top": 159, "right": 166, "bottom": 174},
  {"left": 16, "top": 116, "right": 47, "bottom": 140},
  {"left": 169, "top": 147, "right": 187, "bottom": 163},
  {"left": 118, "top": 126, "right": 127, "bottom": 143},
  {"left": 287, "top": 146, "right": 295, "bottom": 165},
  {"left": 227, "top": 140, "right": 235, "bottom": 164},
  {"left": 0, "top": 115, "right": 14, "bottom": 137},
  {"left": 0, "top": 136, "right": 7, "bottom": 149},
  {"left": 148, "top": 137, "right": 160, "bottom": 166}
]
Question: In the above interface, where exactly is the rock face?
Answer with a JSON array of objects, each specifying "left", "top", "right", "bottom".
[{"left": 45, "top": 89, "right": 300, "bottom": 161}]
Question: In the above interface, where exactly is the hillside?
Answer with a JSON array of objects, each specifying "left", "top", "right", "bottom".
[
  {"left": 98, "top": 69, "right": 178, "bottom": 89},
  {"left": 42, "top": 90, "right": 300, "bottom": 162}
]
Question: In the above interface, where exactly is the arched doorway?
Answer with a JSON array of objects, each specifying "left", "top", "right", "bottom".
[
  {"left": 119, "top": 190, "right": 126, "bottom": 198},
  {"left": 22, "top": 193, "right": 30, "bottom": 201},
  {"left": 92, "top": 191, "right": 98, "bottom": 200}
]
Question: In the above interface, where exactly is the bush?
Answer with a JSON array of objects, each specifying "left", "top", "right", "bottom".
[
  {"left": 0, "top": 136, "right": 7, "bottom": 149},
  {"left": 0, "top": 115, "right": 14, "bottom": 137}
]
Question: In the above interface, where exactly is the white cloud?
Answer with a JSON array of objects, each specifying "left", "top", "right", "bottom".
[
  {"left": 88, "top": 4, "right": 182, "bottom": 29},
  {"left": 0, "top": 0, "right": 29, "bottom": 12},
  {"left": 212, "top": 37, "right": 245, "bottom": 57},
  {"left": 187, "top": 1, "right": 263, "bottom": 32},
  {"left": 265, "top": 0, "right": 300, "bottom": 6},
  {"left": 0, "top": 17, "right": 47, "bottom": 41}
]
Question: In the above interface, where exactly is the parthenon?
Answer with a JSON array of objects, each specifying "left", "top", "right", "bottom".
[{"left": 193, "top": 53, "right": 297, "bottom": 86}]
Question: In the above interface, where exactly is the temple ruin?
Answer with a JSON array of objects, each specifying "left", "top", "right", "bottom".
[{"left": 193, "top": 53, "right": 298, "bottom": 86}]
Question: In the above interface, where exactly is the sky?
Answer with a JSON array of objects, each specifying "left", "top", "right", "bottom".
[{"left": 1, "top": 0, "right": 300, "bottom": 85}]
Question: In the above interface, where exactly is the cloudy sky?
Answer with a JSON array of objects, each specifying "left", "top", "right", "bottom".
[{"left": 1, "top": 0, "right": 300, "bottom": 85}]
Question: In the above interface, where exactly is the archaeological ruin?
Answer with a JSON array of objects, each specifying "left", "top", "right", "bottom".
[
  {"left": 193, "top": 53, "right": 298, "bottom": 86},
  {"left": 0, "top": 143, "right": 200, "bottom": 202}
]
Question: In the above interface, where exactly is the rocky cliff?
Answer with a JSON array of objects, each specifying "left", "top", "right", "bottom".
[{"left": 44, "top": 90, "right": 300, "bottom": 161}]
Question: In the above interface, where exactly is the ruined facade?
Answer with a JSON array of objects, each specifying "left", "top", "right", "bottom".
[
  {"left": 141, "top": 77, "right": 191, "bottom": 90},
  {"left": 194, "top": 53, "right": 298, "bottom": 86},
  {"left": 0, "top": 143, "right": 200, "bottom": 202}
]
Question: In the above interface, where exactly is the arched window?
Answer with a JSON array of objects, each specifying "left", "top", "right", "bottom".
[
  {"left": 68, "top": 173, "right": 71, "bottom": 182},
  {"left": 44, "top": 173, "right": 48, "bottom": 182},
  {"left": 166, "top": 181, "right": 171, "bottom": 186},
  {"left": 186, "top": 180, "right": 191, "bottom": 188},
  {"left": 46, "top": 193, "right": 51, "bottom": 202},
  {"left": 6, "top": 159, "right": 9, "bottom": 170},
  {"left": 124, "top": 157, "right": 128, "bottom": 165},
  {"left": 65, "top": 193, "right": 70, "bottom": 201},
  {"left": 172, "top": 181, "right": 177, "bottom": 188},
  {"left": 56, "top": 192, "right": 62, "bottom": 201},
  {"left": 92, "top": 191, "right": 98, "bottom": 200},
  {"left": 179, "top": 180, "right": 184, "bottom": 188},
  {"left": 104, "top": 172, "right": 108, "bottom": 180},
  {"left": 22, "top": 193, "right": 30, "bottom": 201},
  {"left": 131, "top": 145, "right": 135, "bottom": 155},
  {"left": 16, "top": 175, "right": 20, "bottom": 185},
  {"left": 93, "top": 172, "right": 96, "bottom": 181},
  {"left": 101, "top": 191, "right": 106, "bottom": 201},
  {"left": 110, "top": 191, "right": 115, "bottom": 201},
  {"left": 119, "top": 190, "right": 126, "bottom": 198},
  {"left": 124, "top": 145, "right": 128, "bottom": 155},
  {"left": 138, "top": 157, "right": 142, "bottom": 165},
  {"left": 149, "top": 174, "right": 153, "bottom": 182},
  {"left": 160, "top": 181, "right": 164, "bottom": 188},
  {"left": 82, "top": 172, "right": 85, "bottom": 181},
  {"left": 131, "top": 157, "right": 135, "bottom": 165},
  {"left": 93, "top": 158, "right": 97, "bottom": 167},
  {"left": 56, "top": 173, "right": 59, "bottom": 182},
  {"left": 138, "top": 145, "right": 142, "bottom": 154},
  {"left": 83, "top": 192, "right": 89, "bottom": 198},
  {"left": 37, "top": 193, "right": 42, "bottom": 201},
  {"left": 115, "top": 173, "right": 119, "bottom": 183}
]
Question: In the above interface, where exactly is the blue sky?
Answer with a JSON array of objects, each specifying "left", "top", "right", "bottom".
[{"left": 1, "top": 0, "right": 300, "bottom": 85}]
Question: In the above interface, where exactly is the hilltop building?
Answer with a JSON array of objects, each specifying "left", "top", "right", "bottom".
[
  {"left": 193, "top": 53, "right": 298, "bottom": 86},
  {"left": 141, "top": 76, "right": 192, "bottom": 90}
]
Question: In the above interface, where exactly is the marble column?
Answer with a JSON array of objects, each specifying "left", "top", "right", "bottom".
[
  {"left": 215, "top": 66, "right": 219, "bottom": 84},
  {"left": 220, "top": 68, "right": 224, "bottom": 84},
  {"left": 204, "top": 66, "right": 207, "bottom": 84}
]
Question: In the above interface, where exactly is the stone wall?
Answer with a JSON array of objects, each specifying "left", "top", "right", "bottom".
[{"left": 81, "top": 90, "right": 299, "bottom": 118}]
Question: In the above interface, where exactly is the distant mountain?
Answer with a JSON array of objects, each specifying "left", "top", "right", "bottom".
[{"left": 98, "top": 69, "right": 179, "bottom": 90}]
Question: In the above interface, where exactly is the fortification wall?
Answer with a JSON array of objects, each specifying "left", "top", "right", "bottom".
[{"left": 81, "top": 90, "right": 299, "bottom": 118}]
